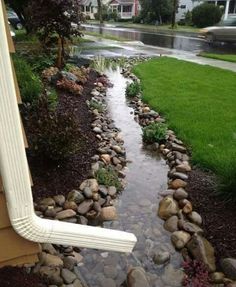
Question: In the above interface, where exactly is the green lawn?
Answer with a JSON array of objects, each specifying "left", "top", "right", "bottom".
[
  {"left": 199, "top": 52, "right": 236, "bottom": 63},
  {"left": 133, "top": 57, "right": 236, "bottom": 198},
  {"left": 88, "top": 20, "right": 199, "bottom": 34},
  {"left": 84, "top": 31, "right": 130, "bottom": 42}
]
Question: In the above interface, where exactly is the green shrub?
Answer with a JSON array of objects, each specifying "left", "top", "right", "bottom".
[
  {"left": 126, "top": 81, "right": 141, "bottom": 97},
  {"left": 89, "top": 99, "right": 104, "bottom": 113},
  {"left": 47, "top": 88, "right": 58, "bottom": 110},
  {"left": 27, "top": 53, "right": 55, "bottom": 73},
  {"left": 192, "top": 3, "right": 222, "bottom": 28},
  {"left": 13, "top": 55, "right": 42, "bottom": 103},
  {"left": 27, "top": 95, "right": 83, "bottom": 161},
  {"left": 95, "top": 167, "right": 122, "bottom": 191},
  {"left": 142, "top": 122, "right": 167, "bottom": 144}
]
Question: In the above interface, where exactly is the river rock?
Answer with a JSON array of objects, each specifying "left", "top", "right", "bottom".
[
  {"left": 63, "top": 201, "right": 78, "bottom": 211},
  {"left": 127, "top": 267, "right": 150, "bottom": 287},
  {"left": 83, "top": 187, "right": 93, "bottom": 198},
  {"left": 53, "top": 195, "right": 65, "bottom": 206},
  {"left": 171, "top": 172, "right": 188, "bottom": 181},
  {"left": 171, "top": 231, "right": 191, "bottom": 249},
  {"left": 101, "top": 154, "right": 111, "bottom": 164},
  {"left": 104, "top": 265, "right": 118, "bottom": 279},
  {"left": 61, "top": 268, "right": 77, "bottom": 284},
  {"left": 221, "top": 258, "right": 236, "bottom": 280},
  {"left": 173, "top": 188, "right": 188, "bottom": 200},
  {"left": 63, "top": 256, "right": 77, "bottom": 271},
  {"left": 179, "top": 199, "right": 193, "bottom": 214},
  {"left": 108, "top": 186, "right": 117, "bottom": 197},
  {"left": 39, "top": 266, "right": 63, "bottom": 285},
  {"left": 55, "top": 209, "right": 76, "bottom": 220},
  {"left": 153, "top": 251, "right": 170, "bottom": 265},
  {"left": 99, "top": 185, "right": 108, "bottom": 196},
  {"left": 77, "top": 200, "right": 93, "bottom": 215},
  {"left": 178, "top": 220, "right": 203, "bottom": 234},
  {"left": 79, "top": 179, "right": 99, "bottom": 193},
  {"left": 169, "top": 179, "right": 187, "bottom": 189},
  {"left": 158, "top": 196, "right": 179, "bottom": 220},
  {"left": 171, "top": 143, "right": 186, "bottom": 153},
  {"left": 176, "top": 162, "right": 191, "bottom": 173},
  {"left": 93, "top": 127, "right": 102, "bottom": 134},
  {"left": 187, "top": 234, "right": 216, "bottom": 272},
  {"left": 210, "top": 272, "right": 225, "bottom": 283},
  {"left": 73, "top": 279, "right": 83, "bottom": 287},
  {"left": 41, "top": 243, "right": 57, "bottom": 255},
  {"left": 100, "top": 206, "right": 117, "bottom": 221},
  {"left": 164, "top": 215, "right": 179, "bottom": 232},
  {"left": 44, "top": 208, "right": 57, "bottom": 218},
  {"left": 100, "top": 278, "right": 116, "bottom": 287},
  {"left": 161, "top": 264, "right": 184, "bottom": 287},
  {"left": 67, "top": 190, "right": 84, "bottom": 204},
  {"left": 187, "top": 211, "right": 202, "bottom": 225},
  {"left": 39, "top": 198, "right": 55, "bottom": 207},
  {"left": 112, "top": 145, "right": 122, "bottom": 154},
  {"left": 42, "top": 253, "right": 63, "bottom": 267}
]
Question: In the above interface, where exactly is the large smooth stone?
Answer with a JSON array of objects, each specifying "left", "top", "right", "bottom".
[
  {"left": 127, "top": 267, "right": 150, "bottom": 287},
  {"left": 39, "top": 266, "right": 63, "bottom": 285},
  {"left": 158, "top": 196, "right": 179, "bottom": 220},
  {"left": 169, "top": 179, "right": 187, "bottom": 189},
  {"left": 41, "top": 253, "right": 63, "bottom": 267},
  {"left": 178, "top": 220, "right": 203, "bottom": 234},
  {"left": 79, "top": 179, "right": 99, "bottom": 192},
  {"left": 39, "top": 198, "right": 55, "bottom": 207},
  {"left": 173, "top": 188, "right": 188, "bottom": 200},
  {"left": 61, "top": 268, "right": 77, "bottom": 284},
  {"left": 100, "top": 206, "right": 117, "bottom": 221},
  {"left": 221, "top": 258, "right": 236, "bottom": 280},
  {"left": 171, "top": 231, "right": 191, "bottom": 249},
  {"left": 67, "top": 190, "right": 84, "bottom": 204},
  {"left": 164, "top": 215, "right": 179, "bottom": 232},
  {"left": 187, "top": 211, "right": 203, "bottom": 225},
  {"left": 77, "top": 200, "right": 93, "bottom": 215},
  {"left": 187, "top": 234, "right": 216, "bottom": 272},
  {"left": 55, "top": 209, "right": 76, "bottom": 220},
  {"left": 153, "top": 251, "right": 170, "bottom": 265}
]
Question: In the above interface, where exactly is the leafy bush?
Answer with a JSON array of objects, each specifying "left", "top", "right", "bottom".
[
  {"left": 95, "top": 167, "right": 122, "bottom": 191},
  {"left": 182, "top": 260, "right": 210, "bottom": 287},
  {"left": 184, "top": 10, "right": 193, "bottom": 26},
  {"left": 89, "top": 100, "right": 104, "bottom": 113},
  {"left": 13, "top": 55, "right": 42, "bottom": 103},
  {"left": 142, "top": 122, "right": 167, "bottom": 144},
  {"left": 126, "top": 82, "right": 141, "bottom": 97},
  {"left": 27, "top": 95, "right": 83, "bottom": 161},
  {"left": 26, "top": 53, "right": 55, "bottom": 73},
  {"left": 56, "top": 78, "right": 83, "bottom": 95},
  {"left": 192, "top": 3, "right": 222, "bottom": 28}
]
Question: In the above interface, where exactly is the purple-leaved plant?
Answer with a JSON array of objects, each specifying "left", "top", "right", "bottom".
[{"left": 182, "top": 259, "right": 211, "bottom": 287}]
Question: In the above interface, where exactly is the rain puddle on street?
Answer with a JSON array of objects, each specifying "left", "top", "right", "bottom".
[{"left": 77, "top": 68, "right": 183, "bottom": 287}]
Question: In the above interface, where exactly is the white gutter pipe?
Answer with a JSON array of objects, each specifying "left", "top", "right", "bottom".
[{"left": 0, "top": 1, "right": 136, "bottom": 253}]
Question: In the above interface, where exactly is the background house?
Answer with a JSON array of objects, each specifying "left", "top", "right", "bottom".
[
  {"left": 109, "top": 0, "right": 141, "bottom": 19},
  {"left": 80, "top": 0, "right": 98, "bottom": 19}
]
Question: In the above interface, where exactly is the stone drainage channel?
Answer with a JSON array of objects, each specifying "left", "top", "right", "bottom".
[{"left": 77, "top": 68, "right": 183, "bottom": 287}]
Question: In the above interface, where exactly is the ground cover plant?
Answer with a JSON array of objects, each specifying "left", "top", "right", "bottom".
[
  {"left": 96, "top": 167, "right": 122, "bottom": 191},
  {"left": 133, "top": 57, "right": 236, "bottom": 199},
  {"left": 143, "top": 122, "right": 167, "bottom": 144},
  {"left": 126, "top": 81, "right": 141, "bottom": 97},
  {"left": 199, "top": 52, "right": 236, "bottom": 63}
]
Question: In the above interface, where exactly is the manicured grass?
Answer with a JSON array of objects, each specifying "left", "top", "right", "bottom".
[
  {"left": 84, "top": 31, "right": 130, "bottom": 42},
  {"left": 199, "top": 52, "right": 236, "bottom": 63},
  {"left": 133, "top": 57, "right": 236, "bottom": 198},
  {"left": 88, "top": 20, "right": 199, "bottom": 33}
]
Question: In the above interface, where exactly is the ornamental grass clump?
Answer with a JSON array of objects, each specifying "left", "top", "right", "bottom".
[
  {"left": 182, "top": 259, "right": 210, "bottom": 287},
  {"left": 142, "top": 122, "right": 167, "bottom": 144},
  {"left": 125, "top": 81, "right": 141, "bottom": 98},
  {"left": 95, "top": 167, "right": 122, "bottom": 191}
]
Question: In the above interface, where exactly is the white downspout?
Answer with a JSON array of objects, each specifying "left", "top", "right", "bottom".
[
  {"left": 0, "top": 1, "right": 137, "bottom": 253},
  {"left": 224, "top": 0, "right": 230, "bottom": 20}
]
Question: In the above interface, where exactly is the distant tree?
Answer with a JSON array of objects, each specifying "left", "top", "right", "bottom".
[
  {"left": 28, "top": 0, "right": 82, "bottom": 68},
  {"left": 192, "top": 3, "right": 222, "bottom": 28},
  {"left": 139, "top": 0, "right": 173, "bottom": 24},
  {"left": 97, "top": 0, "right": 103, "bottom": 24}
]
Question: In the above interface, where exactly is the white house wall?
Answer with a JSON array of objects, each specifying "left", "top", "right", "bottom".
[{"left": 176, "top": 0, "right": 203, "bottom": 21}]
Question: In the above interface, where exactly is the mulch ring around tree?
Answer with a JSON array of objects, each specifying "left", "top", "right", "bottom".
[
  {"left": 187, "top": 168, "right": 236, "bottom": 267},
  {"left": 23, "top": 70, "right": 99, "bottom": 201},
  {"left": 0, "top": 267, "right": 46, "bottom": 287}
]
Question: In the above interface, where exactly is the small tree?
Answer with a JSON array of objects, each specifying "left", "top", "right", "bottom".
[
  {"left": 192, "top": 3, "right": 222, "bottom": 28},
  {"left": 28, "top": 0, "right": 82, "bottom": 68}
]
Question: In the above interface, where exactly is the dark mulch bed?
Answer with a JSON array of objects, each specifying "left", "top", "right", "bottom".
[
  {"left": 187, "top": 168, "right": 236, "bottom": 265},
  {"left": 23, "top": 70, "right": 99, "bottom": 201},
  {"left": 0, "top": 267, "right": 46, "bottom": 287}
]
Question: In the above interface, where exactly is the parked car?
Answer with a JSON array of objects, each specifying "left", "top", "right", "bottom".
[
  {"left": 199, "top": 17, "right": 236, "bottom": 43},
  {"left": 7, "top": 10, "right": 23, "bottom": 30}
]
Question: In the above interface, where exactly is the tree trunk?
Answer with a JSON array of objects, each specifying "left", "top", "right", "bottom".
[
  {"left": 56, "top": 36, "right": 63, "bottom": 69},
  {"left": 171, "top": 0, "right": 177, "bottom": 29},
  {"left": 97, "top": 0, "right": 103, "bottom": 24}
]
